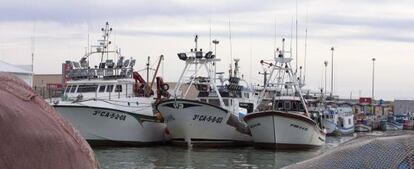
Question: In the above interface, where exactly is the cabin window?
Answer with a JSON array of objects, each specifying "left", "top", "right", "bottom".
[
  {"left": 284, "top": 101, "right": 291, "bottom": 110},
  {"left": 244, "top": 93, "right": 249, "bottom": 98},
  {"left": 70, "top": 85, "right": 77, "bottom": 93},
  {"left": 200, "top": 99, "right": 207, "bottom": 103},
  {"left": 115, "top": 85, "right": 122, "bottom": 92},
  {"left": 223, "top": 99, "right": 229, "bottom": 106},
  {"left": 292, "top": 101, "right": 298, "bottom": 111},
  {"left": 98, "top": 85, "right": 106, "bottom": 93},
  {"left": 77, "top": 85, "right": 98, "bottom": 93},
  {"left": 348, "top": 119, "right": 352, "bottom": 125},
  {"left": 65, "top": 85, "right": 71, "bottom": 93},
  {"left": 106, "top": 85, "right": 114, "bottom": 92},
  {"left": 209, "top": 99, "right": 220, "bottom": 107}
]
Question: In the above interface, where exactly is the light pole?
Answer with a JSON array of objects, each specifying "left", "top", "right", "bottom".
[
  {"left": 330, "top": 46, "right": 334, "bottom": 98},
  {"left": 212, "top": 39, "right": 219, "bottom": 82},
  {"left": 212, "top": 39, "right": 219, "bottom": 55},
  {"left": 372, "top": 57, "right": 376, "bottom": 114},
  {"left": 324, "top": 61, "right": 328, "bottom": 97}
]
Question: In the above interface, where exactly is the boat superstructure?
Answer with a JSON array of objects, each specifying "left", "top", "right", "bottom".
[
  {"left": 156, "top": 35, "right": 255, "bottom": 147},
  {"left": 51, "top": 22, "right": 171, "bottom": 146},
  {"left": 244, "top": 39, "right": 326, "bottom": 149}
]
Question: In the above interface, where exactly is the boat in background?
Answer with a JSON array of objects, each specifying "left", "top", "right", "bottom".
[
  {"left": 244, "top": 41, "right": 326, "bottom": 150},
  {"left": 320, "top": 104, "right": 354, "bottom": 136},
  {"left": 403, "top": 113, "right": 414, "bottom": 130},
  {"left": 380, "top": 114, "right": 403, "bottom": 131},
  {"left": 156, "top": 35, "right": 255, "bottom": 147},
  {"left": 355, "top": 113, "right": 372, "bottom": 132},
  {"left": 50, "top": 22, "right": 171, "bottom": 146}
]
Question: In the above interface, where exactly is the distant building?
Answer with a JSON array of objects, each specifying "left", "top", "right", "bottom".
[
  {"left": 0, "top": 60, "right": 33, "bottom": 86},
  {"left": 394, "top": 100, "right": 414, "bottom": 114}
]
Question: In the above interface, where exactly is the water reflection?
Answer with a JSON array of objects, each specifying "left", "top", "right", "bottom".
[{"left": 95, "top": 135, "right": 356, "bottom": 169}]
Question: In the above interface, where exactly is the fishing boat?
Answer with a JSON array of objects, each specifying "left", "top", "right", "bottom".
[
  {"left": 244, "top": 42, "right": 326, "bottom": 150},
  {"left": 380, "top": 114, "right": 403, "bottom": 131},
  {"left": 355, "top": 113, "right": 372, "bottom": 132},
  {"left": 334, "top": 104, "right": 355, "bottom": 135},
  {"left": 50, "top": 22, "right": 171, "bottom": 146},
  {"left": 403, "top": 113, "right": 414, "bottom": 130},
  {"left": 319, "top": 104, "right": 354, "bottom": 135},
  {"left": 156, "top": 36, "right": 255, "bottom": 147}
]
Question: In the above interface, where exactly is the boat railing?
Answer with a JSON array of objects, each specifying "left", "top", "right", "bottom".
[
  {"left": 62, "top": 83, "right": 141, "bottom": 102},
  {"left": 66, "top": 67, "right": 134, "bottom": 80}
]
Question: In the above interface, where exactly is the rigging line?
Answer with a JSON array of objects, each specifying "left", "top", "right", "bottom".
[
  {"left": 228, "top": 19, "right": 233, "bottom": 68},
  {"left": 295, "top": 0, "right": 299, "bottom": 73}
]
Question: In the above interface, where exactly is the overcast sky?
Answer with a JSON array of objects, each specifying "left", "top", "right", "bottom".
[{"left": 0, "top": 0, "right": 413, "bottom": 100}]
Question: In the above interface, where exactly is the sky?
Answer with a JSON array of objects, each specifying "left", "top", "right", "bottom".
[{"left": 0, "top": 0, "right": 413, "bottom": 100}]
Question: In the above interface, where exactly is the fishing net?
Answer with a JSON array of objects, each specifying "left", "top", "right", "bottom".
[
  {"left": 0, "top": 73, "right": 99, "bottom": 169},
  {"left": 284, "top": 131, "right": 414, "bottom": 169}
]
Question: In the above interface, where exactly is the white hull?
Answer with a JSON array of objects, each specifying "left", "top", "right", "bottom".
[
  {"left": 156, "top": 99, "right": 252, "bottom": 146},
  {"left": 245, "top": 111, "right": 325, "bottom": 149},
  {"left": 54, "top": 100, "right": 168, "bottom": 146},
  {"left": 321, "top": 119, "right": 337, "bottom": 134},
  {"left": 355, "top": 124, "right": 372, "bottom": 132}
]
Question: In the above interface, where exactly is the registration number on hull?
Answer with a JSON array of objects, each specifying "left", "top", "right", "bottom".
[
  {"left": 92, "top": 110, "right": 127, "bottom": 121},
  {"left": 192, "top": 114, "right": 223, "bottom": 124}
]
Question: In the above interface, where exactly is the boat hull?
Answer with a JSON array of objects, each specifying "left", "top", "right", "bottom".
[
  {"left": 355, "top": 124, "right": 372, "bottom": 132},
  {"left": 244, "top": 111, "right": 325, "bottom": 150},
  {"left": 380, "top": 121, "right": 403, "bottom": 131},
  {"left": 156, "top": 99, "right": 252, "bottom": 147},
  {"left": 54, "top": 105, "right": 168, "bottom": 146}
]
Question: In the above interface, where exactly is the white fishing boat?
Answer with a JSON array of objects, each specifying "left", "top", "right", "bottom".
[
  {"left": 244, "top": 41, "right": 326, "bottom": 149},
  {"left": 50, "top": 22, "right": 171, "bottom": 146},
  {"left": 156, "top": 36, "right": 255, "bottom": 147},
  {"left": 321, "top": 104, "right": 355, "bottom": 136}
]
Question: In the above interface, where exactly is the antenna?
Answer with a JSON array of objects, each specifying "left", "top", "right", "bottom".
[
  {"left": 229, "top": 19, "right": 233, "bottom": 65},
  {"left": 273, "top": 17, "right": 277, "bottom": 57},
  {"left": 289, "top": 17, "right": 293, "bottom": 59},
  {"left": 304, "top": 8, "right": 308, "bottom": 85},
  {"left": 31, "top": 21, "right": 36, "bottom": 77},
  {"left": 295, "top": 0, "right": 299, "bottom": 73},
  {"left": 209, "top": 0, "right": 212, "bottom": 51}
]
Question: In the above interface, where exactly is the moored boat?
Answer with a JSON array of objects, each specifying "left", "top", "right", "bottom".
[
  {"left": 244, "top": 43, "right": 326, "bottom": 150},
  {"left": 156, "top": 36, "right": 255, "bottom": 147},
  {"left": 380, "top": 115, "right": 403, "bottom": 131},
  {"left": 50, "top": 22, "right": 171, "bottom": 146}
]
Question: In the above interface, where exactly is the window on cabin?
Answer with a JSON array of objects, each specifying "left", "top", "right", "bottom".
[
  {"left": 223, "top": 99, "right": 229, "bottom": 106},
  {"left": 349, "top": 118, "right": 352, "bottom": 125},
  {"left": 244, "top": 93, "right": 249, "bottom": 98},
  {"left": 292, "top": 101, "right": 298, "bottom": 111},
  {"left": 65, "top": 85, "right": 71, "bottom": 93},
  {"left": 98, "top": 85, "right": 106, "bottom": 92},
  {"left": 106, "top": 85, "right": 114, "bottom": 92},
  {"left": 200, "top": 99, "right": 207, "bottom": 103},
  {"left": 209, "top": 99, "right": 220, "bottom": 107},
  {"left": 284, "top": 101, "right": 291, "bottom": 111},
  {"left": 77, "top": 85, "right": 98, "bottom": 93},
  {"left": 70, "top": 85, "right": 77, "bottom": 93},
  {"left": 115, "top": 85, "right": 122, "bottom": 92}
]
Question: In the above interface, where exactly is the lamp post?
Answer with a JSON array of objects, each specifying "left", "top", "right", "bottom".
[
  {"left": 372, "top": 57, "right": 376, "bottom": 114},
  {"left": 330, "top": 46, "right": 334, "bottom": 98},
  {"left": 212, "top": 39, "right": 219, "bottom": 82},
  {"left": 324, "top": 61, "right": 328, "bottom": 97}
]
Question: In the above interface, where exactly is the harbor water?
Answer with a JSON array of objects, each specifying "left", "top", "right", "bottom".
[{"left": 95, "top": 134, "right": 359, "bottom": 169}]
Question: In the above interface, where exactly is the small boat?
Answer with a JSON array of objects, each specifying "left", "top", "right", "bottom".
[
  {"left": 380, "top": 115, "right": 403, "bottom": 131},
  {"left": 354, "top": 113, "right": 372, "bottom": 132},
  {"left": 156, "top": 35, "right": 255, "bottom": 147},
  {"left": 320, "top": 105, "right": 354, "bottom": 136},
  {"left": 402, "top": 113, "right": 414, "bottom": 130},
  {"left": 244, "top": 43, "right": 326, "bottom": 150},
  {"left": 334, "top": 104, "right": 355, "bottom": 135},
  {"left": 50, "top": 22, "right": 171, "bottom": 146}
]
